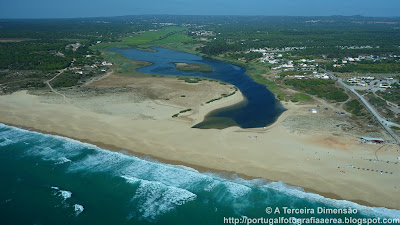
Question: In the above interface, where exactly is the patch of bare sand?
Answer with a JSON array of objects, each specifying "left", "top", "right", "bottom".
[
  {"left": 1, "top": 75, "right": 400, "bottom": 210},
  {"left": 33, "top": 74, "right": 241, "bottom": 122}
]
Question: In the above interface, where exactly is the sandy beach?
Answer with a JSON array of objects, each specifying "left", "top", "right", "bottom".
[{"left": 1, "top": 73, "right": 399, "bottom": 209}]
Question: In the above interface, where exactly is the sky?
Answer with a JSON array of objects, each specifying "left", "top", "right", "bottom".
[{"left": 1, "top": 0, "right": 400, "bottom": 19}]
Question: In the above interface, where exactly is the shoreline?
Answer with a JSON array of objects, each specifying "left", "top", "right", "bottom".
[
  {"left": 0, "top": 121, "right": 376, "bottom": 208},
  {"left": 0, "top": 86, "right": 399, "bottom": 210}
]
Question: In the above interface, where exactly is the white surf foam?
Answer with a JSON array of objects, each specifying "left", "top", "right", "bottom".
[
  {"left": 59, "top": 190, "right": 72, "bottom": 200},
  {"left": 2, "top": 123, "right": 399, "bottom": 219},
  {"left": 68, "top": 150, "right": 128, "bottom": 173},
  {"left": 55, "top": 157, "right": 71, "bottom": 165},
  {"left": 51, "top": 186, "right": 72, "bottom": 201},
  {"left": 204, "top": 180, "right": 220, "bottom": 192},
  {"left": 223, "top": 181, "right": 252, "bottom": 198},
  {"left": 0, "top": 137, "right": 14, "bottom": 147},
  {"left": 121, "top": 175, "right": 141, "bottom": 184},
  {"left": 73, "top": 204, "right": 84, "bottom": 216},
  {"left": 173, "top": 165, "right": 199, "bottom": 173},
  {"left": 120, "top": 157, "right": 216, "bottom": 192},
  {"left": 264, "top": 181, "right": 400, "bottom": 218},
  {"left": 123, "top": 175, "right": 197, "bottom": 220}
]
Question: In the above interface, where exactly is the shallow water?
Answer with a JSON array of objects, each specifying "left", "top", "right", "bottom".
[
  {"left": 111, "top": 47, "right": 285, "bottom": 129},
  {"left": 1, "top": 124, "right": 399, "bottom": 225}
]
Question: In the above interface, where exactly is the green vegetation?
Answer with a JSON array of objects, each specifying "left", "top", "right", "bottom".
[
  {"left": 367, "top": 95, "right": 386, "bottom": 107},
  {"left": 197, "top": 16, "right": 400, "bottom": 58},
  {"left": 228, "top": 52, "right": 263, "bottom": 61},
  {"left": 179, "top": 109, "right": 192, "bottom": 113},
  {"left": 240, "top": 62, "right": 285, "bottom": 97},
  {"left": 52, "top": 73, "right": 83, "bottom": 88},
  {"left": 102, "top": 51, "right": 151, "bottom": 76},
  {"left": 345, "top": 99, "right": 367, "bottom": 117},
  {"left": 2, "top": 15, "right": 400, "bottom": 97},
  {"left": 172, "top": 108, "right": 192, "bottom": 118},
  {"left": 293, "top": 93, "right": 312, "bottom": 101},
  {"left": 0, "top": 40, "right": 103, "bottom": 70},
  {"left": 91, "top": 27, "right": 190, "bottom": 50},
  {"left": 284, "top": 79, "right": 349, "bottom": 102},
  {"left": 326, "top": 61, "right": 400, "bottom": 74},
  {"left": 205, "top": 90, "right": 237, "bottom": 104},
  {"left": 175, "top": 63, "right": 212, "bottom": 72},
  {"left": 177, "top": 77, "right": 203, "bottom": 83},
  {"left": 149, "top": 32, "right": 194, "bottom": 45},
  {"left": 391, "top": 126, "right": 400, "bottom": 131},
  {"left": 251, "top": 74, "right": 283, "bottom": 96},
  {"left": 376, "top": 83, "right": 400, "bottom": 106}
]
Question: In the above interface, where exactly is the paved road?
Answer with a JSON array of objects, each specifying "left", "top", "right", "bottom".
[{"left": 323, "top": 70, "right": 400, "bottom": 145}]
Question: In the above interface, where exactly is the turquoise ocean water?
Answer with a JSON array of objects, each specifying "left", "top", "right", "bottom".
[{"left": 0, "top": 123, "right": 399, "bottom": 225}]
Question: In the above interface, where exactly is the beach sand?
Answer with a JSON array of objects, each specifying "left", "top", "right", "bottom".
[{"left": 1, "top": 74, "right": 399, "bottom": 209}]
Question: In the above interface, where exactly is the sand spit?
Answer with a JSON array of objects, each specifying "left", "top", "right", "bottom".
[{"left": 1, "top": 74, "right": 399, "bottom": 209}]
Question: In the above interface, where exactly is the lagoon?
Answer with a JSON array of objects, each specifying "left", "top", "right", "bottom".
[{"left": 111, "top": 47, "right": 285, "bottom": 129}]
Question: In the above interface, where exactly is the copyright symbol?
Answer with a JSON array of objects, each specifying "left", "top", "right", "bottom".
[{"left": 265, "top": 207, "right": 272, "bottom": 214}]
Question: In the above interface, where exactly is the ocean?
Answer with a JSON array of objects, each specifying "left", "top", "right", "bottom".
[{"left": 0, "top": 123, "right": 399, "bottom": 225}]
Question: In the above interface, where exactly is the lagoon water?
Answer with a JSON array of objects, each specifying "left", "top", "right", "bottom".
[
  {"left": 1, "top": 124, "right": 399, "bottom": 225},
  {"left": 111, "top": 47, "right": 284, "bottom": 129},
  {"left": 1, "top": 48, "right": 399, "bottom": 224}
]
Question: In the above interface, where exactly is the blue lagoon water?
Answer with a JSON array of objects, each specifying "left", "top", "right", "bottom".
[
  {"left": 111, "top": 47, "right": 285, "bottom": 129},
  {"left": 1, "top": 48, "right": 399, "bottom": 224},
  {"left": 1, "top": 124, "right": 399, "bottom": 225}
]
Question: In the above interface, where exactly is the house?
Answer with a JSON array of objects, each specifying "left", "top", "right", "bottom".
[
  {"left": 321, "top": 75, "right": 330, "bottom": 79},
  {"left": 102, "top": 61, "right": 113, "bottom": 66}
]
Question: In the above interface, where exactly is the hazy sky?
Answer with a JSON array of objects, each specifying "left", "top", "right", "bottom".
[{"left": 1, "top": 0, "right": 400, "bottom": 19}]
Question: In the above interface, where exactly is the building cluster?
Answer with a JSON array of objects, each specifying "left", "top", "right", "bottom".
[
  {"left": 283, "top": 71, "right": 330, "bottom": 80},
  {"left": 258, "top": 52, "right": 283, "bottom": 64},
  {"left": 65, "top": 43, "right": 81, "bottom": 52},
  {"left": 346, "top": 76, "right": 396, "bottom": 88},
  {"left": 259, "top": 53, "right": 319, "bottom": 72},
  {"left": 152, "top": 23, "right": 177, "bottom": 26},
  {"left": 336, "top": 45, "right": 376, "bottom": 50},
  {"left": 250, "top": 47, "right": 307, "bottom": 53},
  {"left": 249, "top": 48, "right": 319, "bottom": 72},
  {"left": 191, "top": 30, "right": 215, "bottom": 36},
  {"left": 69, "top": 61, "right": 112, "bottom": 75},
  {"left": 346, "top": 76, "right": 375, "bottom": 87},
  {"left": 332, "top": 55, "right": 390, "bottom": 67}
]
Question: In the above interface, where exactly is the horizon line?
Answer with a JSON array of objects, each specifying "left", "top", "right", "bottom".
[{"left": 1, "top": 14, "right": 400, "bottom": 20}]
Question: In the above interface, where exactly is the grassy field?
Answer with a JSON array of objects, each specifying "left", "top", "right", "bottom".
[
  {"left": 174, "top": 63, "right": 212, "bottom": 72},
  {"left": 148, "top": 32, "right": 194, "bottom": 45},
  {"left": 91, "top": 27, "right": 190, "bottom": 51},
  {"left": 102, "top": 51, "right": 153, "bottom": 76},
  {"left": 246, "top": 63, "right": 285, "bottom": 97},
  {"left": 160, "top": 43, "right": 202, "bottom": 55}
]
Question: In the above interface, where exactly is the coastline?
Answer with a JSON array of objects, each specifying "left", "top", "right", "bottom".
[
  {"left": 0, "top": 121, "right": 375, "bottom": 208},
  {"left": 0, "top": 89, "right": 399, "bottom": 210}
]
